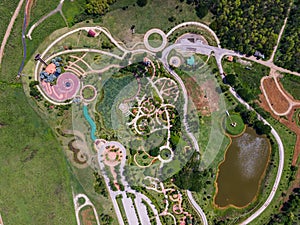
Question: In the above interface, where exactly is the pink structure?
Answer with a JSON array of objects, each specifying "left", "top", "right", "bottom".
[{"left": 41, "top": 72, "right": 80, "bottom": 102}]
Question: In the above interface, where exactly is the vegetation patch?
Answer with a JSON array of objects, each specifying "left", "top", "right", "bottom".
[
  {"left": 275, "top": 0, "right": 300, "bottom": 72},
  {"left": 223, "top": 113, "right": 245, "bottom": 136},
  {"left": 280, "top": 73, "right": 300, "bottom": 100},
  {"left": 223, "top": 59, "right": 270, "bottom": 102}
]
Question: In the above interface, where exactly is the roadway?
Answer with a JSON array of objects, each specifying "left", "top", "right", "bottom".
[{"left": 31, "top": 21, "right": 288, "bottom": 224}]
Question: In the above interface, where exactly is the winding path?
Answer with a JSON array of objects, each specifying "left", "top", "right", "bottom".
[
  {"left": 0, "top": 0, "right": 25, "bottom": 66},
  {"left": 26, "top": 0, "right": 66, "bottom": 40},
  {"left": 187, "top": 190, "right": 208, "bottom": 225}
]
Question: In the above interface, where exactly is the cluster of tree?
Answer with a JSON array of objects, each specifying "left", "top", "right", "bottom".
[
  {"left": 72, "top": 0, "right": 116, "bottom": 24},
  {"left": 85, "top": 0, "right": 116, "bottom": 15},
  {"left": 224, "top": 73, "right": 256, "bottom": 102},
  {"left": 275, "top": 0, "right": 300, "bottom": 73},
  {"left": 235, "top": 104, "right": 271, "bottom": 135},
  {"left": 29, "top": 81, "right": 41, "bottom": 99},
  {"left": 93, "top": 172, "right": 108, "bottom": 197},
  {"left": 100, "top": 213, "right": 113, "bottom": 225},
  {"left": 172, "top": 152, "right": 212, "bottom": 191},
  {"left": 186, "top": 0, "right": 290, "bottom": 57},
  {"left": 137, "top": 0, "right": 147, "bottom": 7},
  {"left": 267, "top": 187, "right": 300, "bottom": 224}
]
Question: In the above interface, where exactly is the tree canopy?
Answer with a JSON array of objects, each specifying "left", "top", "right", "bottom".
[
  {"left": 275, "top": 0, "right": 300, "bottom": 72},
  {"left": 85, "top": 0, "right": 116, "bottom": 15}
]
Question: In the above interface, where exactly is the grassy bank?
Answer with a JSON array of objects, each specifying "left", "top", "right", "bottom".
[{"left": 0, "top": 85, "right": 75, "bottom": 224}]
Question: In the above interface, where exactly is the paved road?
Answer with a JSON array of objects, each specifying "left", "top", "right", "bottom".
[
  {"left": 187, "top": 190, "right": 208, "bottom": 225},
  {"left": 0, "top": 0, "right": 25, "bottom": 65},
  {"left": 72, "top": 193, "right": 101, "bottom": 225},
  {"left": 26, "top": 0, "right": 65, "bottom": 40},
  {"left": 17, "top": 0, "right": 28, "bottom": 77},
  {"left": 166, "top": 21, "right": 221, "bottom": 48},
  {"left": 161, "top": 32, "right": 285, "bottom": 224},
  {"left": 229, "top": 87, "right": 285, "bottom": 225}
]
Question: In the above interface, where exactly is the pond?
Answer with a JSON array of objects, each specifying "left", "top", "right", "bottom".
[{"left": 214, "top": 127, "right": 270, "bottom": 208}]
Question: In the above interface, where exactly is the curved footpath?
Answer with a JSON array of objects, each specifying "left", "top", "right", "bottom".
[
  {"left": 229, "top": 87, "right": 284, "bottom": 225},
  {"left": 0, "top": 0, "right": 25, "bottom": 65},
  {"left": 187, "top": 190, "right": 208, "bottom": 225}
]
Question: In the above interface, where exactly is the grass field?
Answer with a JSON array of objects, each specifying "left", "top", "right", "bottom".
[
  {"left": 101, "top": 0, "right": 205, "bottom": 42},
  {"left": 222, "top": 59, "right": 270, "bottom": 100},
  {"left": 280, "top": 73, "right": 300, "bottom": 100},
  {"left": 0, "top": 0, "right": 20, "bottom": 43},
  {"left": 0, "top": 85, "right": 75, "bottom": 224},
  {"left": 223, "top": 113, "right": 245, "bottom": 136}
]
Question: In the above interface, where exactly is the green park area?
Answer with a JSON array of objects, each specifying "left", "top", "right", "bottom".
[
  {"left": 148, "top": 33, "right": 163, "bottom": 48},
  {"left": 222, "top": 58, "right": 270, "bottom": 102},
  {"left": 280, "top": 73, "right": 300, "bottom": 100},
  {"left": 0, "top": 85, "right": 75, "bottom": 224},
  {"left": 223, "top": 113, "right": 245, "bottom": 136},
  {"left": 82, "top": 86, "right": 96, "bottom": 100}
]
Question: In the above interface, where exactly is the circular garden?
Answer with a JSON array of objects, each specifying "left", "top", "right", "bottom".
[{"left": 223, "top": 113, "right": 245, "bottom": 136}]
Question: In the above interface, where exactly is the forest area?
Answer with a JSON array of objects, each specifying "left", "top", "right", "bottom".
[
  {"left": 275, "top": 0, "right": 300, "bottom": 72},
  {"left": 185, "top": 0, "right": 290, "bottom": 58}
]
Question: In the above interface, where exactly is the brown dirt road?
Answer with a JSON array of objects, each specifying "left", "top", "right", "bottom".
[{"left": 0, "top": 0, "right": 25, "bottom": 65}]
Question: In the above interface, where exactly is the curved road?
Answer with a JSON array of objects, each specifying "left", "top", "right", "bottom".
[
  {"left": 187, "top": 190, "right": 208, "bottom": 225},
  {"left": 229, "top": 87, "right": 284, "bottom": 225},
  {"left": 30, "top": 21, "right": 288, "bottom": 224}
]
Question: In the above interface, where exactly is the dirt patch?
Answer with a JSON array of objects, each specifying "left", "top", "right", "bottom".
[
  {"left": 259, "top": 94, "right": 300, "bottom": 165},
  {"left": 184, "top": 76, "right": 219, "bottom": 115},
  {"left": 68, "top": 139, "right": 88, "bottom": 164},
  {"left": 80, "top": 207, "right": 97, "bottom": 225},
  {"left": 262, "top": 77, "right": 290, "bottom": 114},
  {"left": 25, "top": 0, "right": 34, "bottom": 27}
]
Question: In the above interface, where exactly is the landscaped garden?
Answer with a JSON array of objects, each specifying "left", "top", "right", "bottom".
[{"left": 223, "top": 113, "right": 245, "bottom": 136}]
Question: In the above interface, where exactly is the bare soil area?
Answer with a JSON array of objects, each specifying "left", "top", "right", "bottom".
[{"left": 262, "top": 77, "right": 290, "bottom": 114}]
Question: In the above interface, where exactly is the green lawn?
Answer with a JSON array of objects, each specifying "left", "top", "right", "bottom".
[
  {"left": 101, "top": 0, "right": 203, "bottom": 42},
  {"left": 223, "top": 113, "right": 245, "bottom": 136},
  {"left": 280, "top": 73, "right": 300, "bottom": 100},
  {"left": 0, "top": 0, "right": 20, "bottom": 43},
  {"left": 222, "top": 59, "right": 270, "bottom": 100},
  {"left": 0, "top": 85, "right": 75, "bottom": 224},
  {"left": 82, "top": 86, "right": 95, "bottom": 100}
]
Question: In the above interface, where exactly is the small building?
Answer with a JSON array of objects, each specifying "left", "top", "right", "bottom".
[
  {"left": 227, "top": 55, "right": 234, "bottom": 62},
  {"left": 45, "top": 63, "right": 56, "bottom": 74},
  {"left": 254, "top": 51, "right": 265, "bottom": 59},
  {"left": 88, "top": 29, "right": 96, "bottom": 37}
]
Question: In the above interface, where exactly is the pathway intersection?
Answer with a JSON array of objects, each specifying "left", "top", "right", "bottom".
[{"left": 30, "top": 20, "right": 294, "bottom": 225}]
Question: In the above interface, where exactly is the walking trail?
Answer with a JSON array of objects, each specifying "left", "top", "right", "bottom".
[{"left": 0, "top": 0, "right": 25, "bottom": 66}]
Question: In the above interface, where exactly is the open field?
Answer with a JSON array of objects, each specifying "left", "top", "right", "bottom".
[
  {"left": 0, "top": 0, "right": 20, "bottom": 43},
  {"left": 0, "top": 85, "right": 75, "bottom": 224},
  {"left": 280, "top": 73, "right": 300, "bottom": 100},
  {"left": 101, "top": 0, "right": 204, "bottom": 43},
  {"left": 222, "top": 59, "right": 270, "bottom": 101}
]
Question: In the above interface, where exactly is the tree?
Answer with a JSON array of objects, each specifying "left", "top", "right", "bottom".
[
  {"left": 149, "top": 147, "right": 159, "bottom": 157},
  {"left": 196, "top": 4, "right": 208, "bottom": 19},
  {"left": 86, "top": 0, "right": 109, "bottom": 15},
  {"left": 253, "top": 120, "right": 271, "bottom": 135},
  {"left": 225, "top": 74, "right": 236, "bottom": 86},
  {"left": 241, "top": 110, "right": 256, "bottom": 125},
  {"left": 137, "top": 0, "right": 147, "bottom": 7}
]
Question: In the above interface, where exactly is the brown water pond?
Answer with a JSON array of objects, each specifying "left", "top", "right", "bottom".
[{"left": 214, "top": 127, "right": 270, "bottom": 208}]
